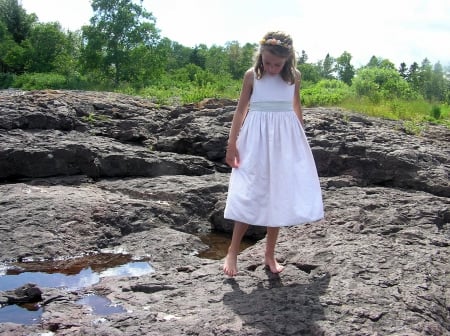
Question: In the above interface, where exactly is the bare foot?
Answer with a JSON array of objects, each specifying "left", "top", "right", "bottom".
[
  {"left": 223, "top": 251, "right": 238, "bottom": 277},
  {"left": 264, "top": 256, "right": 284, "bottom": 274}
]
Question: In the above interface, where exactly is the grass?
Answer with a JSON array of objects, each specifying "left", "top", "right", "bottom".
[{"left": 340, "top": 97, "right": 450, "bottom": 129}]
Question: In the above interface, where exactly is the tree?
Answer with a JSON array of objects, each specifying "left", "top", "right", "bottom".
[
  {"left": 81, "top": 0, "right": 161, "bottom": 85},
  {"left": 320, "top": 53, "right": 335, "bottom": 79},
  {"left": 52, "top": 30, "right": 84, "bottom": 77},
  {"left": 240, "top": 43, "right": 257, "bottom": 75},
  {"left": 298, "top": 50, "right": 308, "bottom": 65},
  {"left": 366, "top": 56, "right": 395, "bottom": 69},
  {"left": 398, "top": 62, "right": 408, "bottom": 80},
  {"left": 418, "top": 59, "right": 447, "bottom": 102},
  {"left": 406, "top": 62, "right": 420, "bottom": 92},
  {"left": 162, "top": 39, "right": 193, "bottom": 71},
  {"left": 0, "top": 0, "right": 36, "bottom": 43},
  {"left": 225, "top": 41, "right": 256, "bottom": 79},
  {"left": 204, "top": 45, "right": 229, "bottom": 76},
  {"left": 22, "top": 22, "right": 68, "bottom": 73},
  {"left": 429, "top": 62, "right": 446, "bottom": 102},
  {"left": 225, "top": 41, "right": 242, "bottom": 80},
  {"left": 190, "top": 44, "right": 208, "bottom": 69},
  {"left": 353, "top": 66, "right": 417, "bottom": 102},
  {"left": 0, "top": 0, "right": 36, "bottom": 74},
  {"left": 0, "top": 21, "right": 16, "bottom": 73},
  {"left": 298, "top": 63, "right": 321, "bottom": 84},
  {"left": 335, "top": 51, "right": 355, "bottom": 85}
]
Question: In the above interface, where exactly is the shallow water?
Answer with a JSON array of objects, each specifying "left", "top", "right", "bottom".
[
  {"left": 76, "top": 294, "right": 127, "bottom": 315},
  {"left": 0, "top": 254, "right": 153, "bottom": 324},
  {"left": 0, "top": 303, "right": 41, "bottom": 325},
  {"left": 197, "top": 231, "right": 256, "bottom": 260},
  {"left": 0, "top": 232, "right": 257, "bottom": 324}
]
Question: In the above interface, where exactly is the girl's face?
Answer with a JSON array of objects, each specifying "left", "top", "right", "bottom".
[{"left": 261, "top": 50, "right": 287, "bottom": 75}]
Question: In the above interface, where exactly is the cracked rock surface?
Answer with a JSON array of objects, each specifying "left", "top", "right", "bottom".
[{"left": 0, "top": 90, "right": 448, "bottom": 335}]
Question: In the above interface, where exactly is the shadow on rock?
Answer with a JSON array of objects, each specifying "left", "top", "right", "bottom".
[{"left": 222, "top": 272, "right": 331, "bottom": 335}]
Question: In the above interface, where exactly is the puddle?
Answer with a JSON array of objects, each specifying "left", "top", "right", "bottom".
[
  {"left": 197, "top": 231, "right": 256, "bottom": 260},
  {"left": 0, "top": 253, "right": 154, "bottom": 324},
  {"left": 0, "top": 303, "right": 41, "bottom": 325},
  {"left": 77, "top": 294, "right": 127, "bottom": 315},
  {"left": 0, "top": 233, "right": 256, "bottom": 324}
]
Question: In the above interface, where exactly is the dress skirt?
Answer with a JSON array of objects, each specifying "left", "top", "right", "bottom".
[{"left": 224, "top": 105, "right": 324, "bottom": 227}]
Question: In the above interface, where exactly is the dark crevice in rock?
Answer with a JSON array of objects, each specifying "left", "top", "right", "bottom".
[
  {"left": 128, "top": 283, "right": 177, "bottom": 294},
  {"left": 293, "top": 263, "right": 319, "bottom": 274}
]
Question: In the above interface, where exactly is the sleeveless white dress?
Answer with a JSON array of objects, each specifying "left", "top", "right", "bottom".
[{"left": 224, "top": 71, "right": 324, "bottom": 227}]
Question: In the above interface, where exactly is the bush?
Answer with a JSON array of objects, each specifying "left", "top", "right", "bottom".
[
  {"left": 352, "top": 67, "right": 420, "bottom": 102},
  {"left": 0, "top": 73, "right": 15, "bottom": 89},
  {"left": 301, "top": 79, "right": 352, "bottom": 107},
  {"left": 431, "top": 105, "right": 441, "bottom": 119},
  {"left": 10, "top": 72, "right": 90, "bottom": 90},
  {"left": 12, "top": 72, "right": 68, "bottom": 90}
]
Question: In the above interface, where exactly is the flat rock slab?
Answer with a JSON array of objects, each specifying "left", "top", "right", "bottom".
[{"left": 0, "top": 90, "right": 448, "bottom": 335}]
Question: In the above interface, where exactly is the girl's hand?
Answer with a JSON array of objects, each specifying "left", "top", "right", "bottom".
[{"left": 226, "top": 143, "right": 240, "bottom": 168}]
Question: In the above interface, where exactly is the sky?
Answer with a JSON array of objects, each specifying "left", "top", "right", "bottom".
[{"left": 20, "top": 0, "right": 450, "bottom": 68}]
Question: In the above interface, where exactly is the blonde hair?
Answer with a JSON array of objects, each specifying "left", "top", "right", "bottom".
[{"left": 254, "top": 31, "right": 297, "bottom": 84}]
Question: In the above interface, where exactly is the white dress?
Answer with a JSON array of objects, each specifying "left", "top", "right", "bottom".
[{"left": 224, "top": 71, "right": 324, "bottom": 227}]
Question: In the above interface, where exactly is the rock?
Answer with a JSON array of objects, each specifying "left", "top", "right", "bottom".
[
  {"left": 0, "top": 90, "right": 448, "bottom": 335},
  {"left": 1, "top": 283, "right": 42, "bottom": 304}
]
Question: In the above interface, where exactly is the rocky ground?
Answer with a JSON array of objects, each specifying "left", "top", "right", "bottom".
[{"left": 0, "top": 89, "right": 448, "bottom": 335}]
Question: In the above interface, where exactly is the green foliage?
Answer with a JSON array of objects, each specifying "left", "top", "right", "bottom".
[
  {"left": 81, "top": 0, "right": 161, "bottom": 85},
  {"left": 0, "top": 72, "right": 14, "bottom": 88},
  {"left": 320, "top": 54, "right": 335, "bottom": 79},
  {"left": 431, "top": 105, "right": 441, "bottom": 119},
  {"left": 298, "top": 63, "right": 321, "bottom": 83},
  {"left": 126, "top": 67, "right": 241, "bottom": 105},
  {"left": 301, "top": 80, "right": 352, "bottom": 107},
  {"left": 335, "top": 51, "right": 355, "bottom": 85},
  {"left": 81, "top": 112, "right": 109, "bottom": 124},
  {"left": 24, "top": 22, "right": 69, "bottom": 73},
  {"left": 12, "top": 72, "right": 67, "bottom": 89},
  {"left": 352, "top": 67, "right": 419, "bottom": 102},
  {"left": 11, "top": 72, "right": 88, "bottom": 90},
  {"left": 402, "top": 120, "right": 428, "bottom": 135},
  {"left": 366, "top": 56, "right": 396, "bottom": 69},
  {"left": 225, "top": 41, "right": 256, "bottom": 79},
  {"left": 0, "top": 0, "right": 36, "bottom": 43},
  {"left": 2, "top": 42, "right": 26, "bottom": 72},
  {"left": 340, "top": 96, "right": 449, "bottom": 127}
]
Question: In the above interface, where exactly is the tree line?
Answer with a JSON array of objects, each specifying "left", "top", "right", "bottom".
[{"left": 0, "top": 0, "right": 449, "bottom": 107}]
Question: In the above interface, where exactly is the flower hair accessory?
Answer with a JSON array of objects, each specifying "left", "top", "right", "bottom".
[{"left": 259, "top": 38, "right": 292, "bottom": 49}]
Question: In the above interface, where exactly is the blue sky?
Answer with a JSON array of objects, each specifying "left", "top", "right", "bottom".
[{"left": 21, "top": 0, "right": 450, "bottom": 68}]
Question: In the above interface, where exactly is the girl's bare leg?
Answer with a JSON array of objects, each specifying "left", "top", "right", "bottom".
[
  {"left": 223, "top": 221, "right": 249, "bottom": 277},
  {"left": 265, "top": 227, "right": 284, "bottom": 273}
]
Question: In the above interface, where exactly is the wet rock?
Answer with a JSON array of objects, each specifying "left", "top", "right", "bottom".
[
  {"left": 1, "top": 283, "right": 42, "bottom": 304},
  {"left": 0, "top": 90, "right": 448, "bottom": 335}
]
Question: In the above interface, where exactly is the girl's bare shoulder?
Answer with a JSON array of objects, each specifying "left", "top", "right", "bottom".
[
  {"left": 242, "top": 68, "right": 255, "bottom": 85},
  {"left": 244, "top": 68, "right": 254, "bottom": 78}
]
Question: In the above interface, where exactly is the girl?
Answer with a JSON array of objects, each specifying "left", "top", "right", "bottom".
[{"left": 223, "top": 31, "right": 324, "bottom": 277}]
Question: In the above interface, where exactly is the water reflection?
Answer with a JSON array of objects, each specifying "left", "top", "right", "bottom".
[
  {"left": 0, "top": 254, "right": 154, "bottom": 291},
  {"left": 0, "top": 254, "right": 154, "bottom": 324},
  {"left": 0, "top": 304, "right": 41, "bottom": 325},
  {"left": 77, "top": 294, "right": 127, "bottom": 315}
]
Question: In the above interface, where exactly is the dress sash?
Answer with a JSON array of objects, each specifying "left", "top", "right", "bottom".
[{"left": 249, "top": 101, "right": 293, "bottom": 112}]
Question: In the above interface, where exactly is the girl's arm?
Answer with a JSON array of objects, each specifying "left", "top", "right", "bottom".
[
  {"left": 293, "top": 69, "right": 305, "bottom": 127},
  {"left": 226, "top": 69, "right": 253, "bottom": 168}
]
